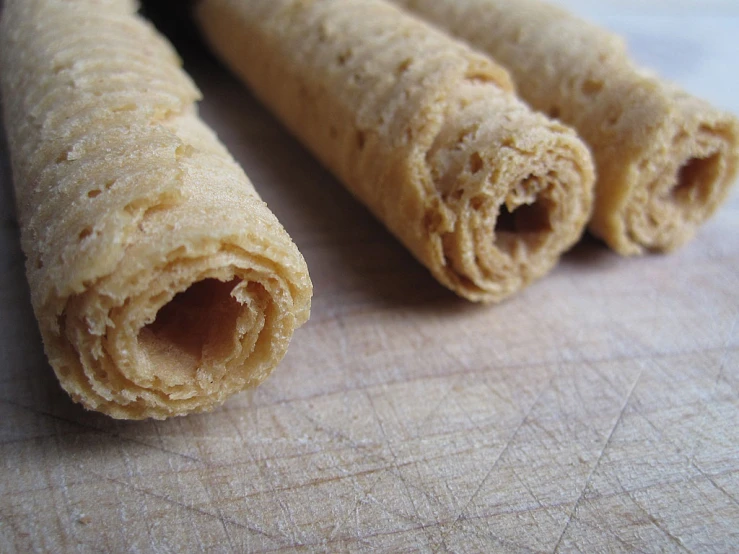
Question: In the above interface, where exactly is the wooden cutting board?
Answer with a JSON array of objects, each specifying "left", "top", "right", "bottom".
[{"left": 1, "top": 4, "right": 738, "bottom": 552}]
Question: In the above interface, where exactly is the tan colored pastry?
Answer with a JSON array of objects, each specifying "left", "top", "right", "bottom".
[
  {"left": 394, "top": 0, "right": 739, "bottom": 255},
  {"left": 0, "top": 0, "right": 312, "bottom": 419},
  {"left": 196, "top": 0, "right": 595, "bottom": 302}
]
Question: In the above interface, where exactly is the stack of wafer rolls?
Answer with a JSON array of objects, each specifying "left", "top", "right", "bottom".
[
  {"left": 393, "top": 0, "right": 739, "bottom": 255},
  {"left": 195, "top": 0, "right": 595, "bottom": 302},
  {"left": 0, "top": 0, "right": 312, "bottom": 419}
]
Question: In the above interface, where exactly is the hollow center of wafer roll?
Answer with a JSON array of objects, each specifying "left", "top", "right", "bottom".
[
  {"left": 670, "top": 153, "right": 721, "bottom": 207},
  {"left": 492, "top": 175, "right": 556, "bottom": 256},
  {"left": 628, "top": 135, "right": 730, "bottom": 252},
  {"left": 494, "top": 196, "right": 553, "bottom": 253},
  {"left": 495, "top": 202, "right": 552, "bottom": 235},
  {"left": 137, "top": 278, "right": 243, "bottom": 384}
]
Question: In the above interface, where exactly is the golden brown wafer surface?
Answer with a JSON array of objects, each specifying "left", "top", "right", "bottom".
[
  {"left": 0, "top": 0, "right": 312, "bottom": 419},
  {"left": 196, "top": 0, "right": 595, "bottom": 302},
  {"left": 394, "top": 0, "right": 739, "bottom": 255}
]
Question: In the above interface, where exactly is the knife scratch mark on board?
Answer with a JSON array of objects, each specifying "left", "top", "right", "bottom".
[
  {"left": 364, "top": 388, "right": 437, "bottom": 549},
  {"left": 552, "top": 366, "right": 644, "bottom": 553},
  {"left": 89, "top": 471, "right": 278, "bottom": 540},
  {"left": 628, "top": 492, "right": 693, "bottom": 553},
  {"left": 439, "top": 367, "right": 559, "bottom": 544},
  {"left": 0, "top": 400, "right": 202, "bottom": 463}
]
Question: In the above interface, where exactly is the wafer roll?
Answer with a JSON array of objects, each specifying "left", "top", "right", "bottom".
[
  {"left": 0, "top": 0, "right": 312, "bottom": 419},
  {"left": 394, "top": 0, "right": 739, "bottom": 255},
  {"left": 196, "top": 0, "right": 594, "bottom": 302}
]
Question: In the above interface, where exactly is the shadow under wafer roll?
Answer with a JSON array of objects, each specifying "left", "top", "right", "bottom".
[
  {"left": 0, "top": 0, "right": 312, "bottom": 419},
  {"left": 195, "top": 0, "right": 595, "bottom": 303},
  {"left": 394, "top": 0, "right": 739, "bottom": 255}
]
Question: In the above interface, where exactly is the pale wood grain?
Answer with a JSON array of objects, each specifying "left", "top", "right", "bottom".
[{"left": 1, "top": 7, "right": 738, "bottom": 554}]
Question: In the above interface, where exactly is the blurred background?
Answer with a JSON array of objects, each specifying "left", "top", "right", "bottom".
[{"left": 552, "top": 0, "right": 739, "bottom": 115}]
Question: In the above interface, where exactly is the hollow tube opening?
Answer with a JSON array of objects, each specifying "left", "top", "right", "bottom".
[
  {"left": 671, "top": 154, "right": 721, "bottom": 207},
  {"left": 137, "top": 278, "right": 242, "bottom": 381},
  {"left": 494, "top": 196, "right": 554, "bottom": 254}
]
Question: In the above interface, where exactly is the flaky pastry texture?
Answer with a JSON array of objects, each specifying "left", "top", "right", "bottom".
[
  {"left": 0, "top": 0, "right": 312, "bottom": 419},
  {"left": 197, "top": 0, "right": 594, "bottom": 301},
  {"left": 395, "top": 0, "right": 739, "bottom": 255}
]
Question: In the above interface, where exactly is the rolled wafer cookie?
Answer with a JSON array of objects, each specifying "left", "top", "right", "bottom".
[
  {"left": 0, "top": 0, "right": 312, "bottom": 419},
  {"left": 394, "top": 0, "right": 739, "bottom": 255},
  {"left": 196, "top": 0, "right": 595, "bottom": 302}
]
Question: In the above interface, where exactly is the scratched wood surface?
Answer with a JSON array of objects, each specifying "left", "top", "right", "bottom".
[{"left": 1, "top": 2, "right": 738, "bottom": 552}]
